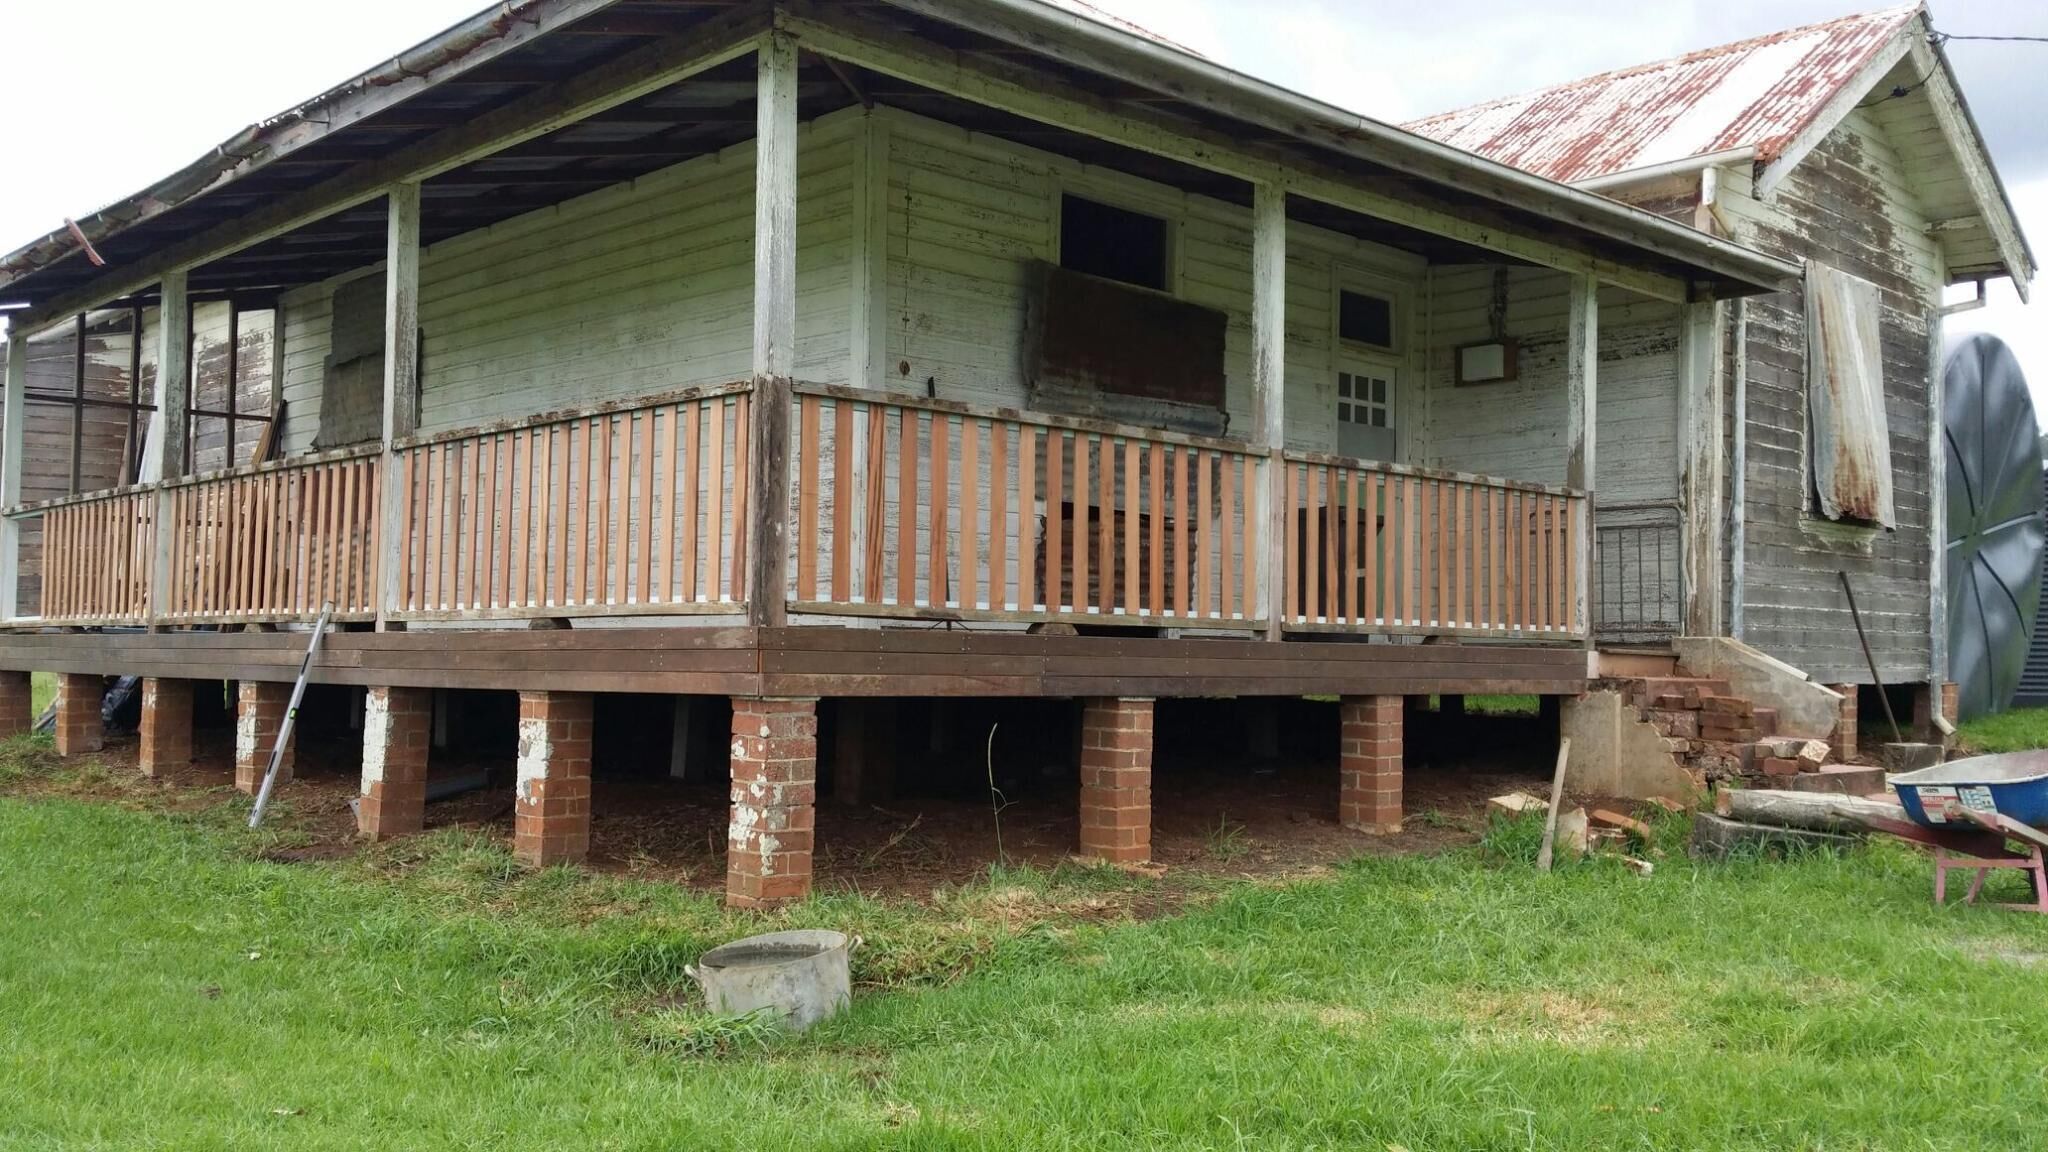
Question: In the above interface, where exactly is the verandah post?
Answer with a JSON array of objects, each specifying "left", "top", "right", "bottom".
[
  {"left": 747, "top": 30, "right": 799, "bottom": 628},
  {"left": 1677, "top": 299, "right": 1723, "bottom": 636},
  {"left": 377, "top": 182, "right": 422, "bottom": 629},
  {"left": 0, "top": 329, "right": 25, "bottom": 621},
  {"left": 145, "top": 269, "right": 191, "bottom": 624},
  {"left": 1565, "top": 273, "right": 1598, "bottom": 643},
  {"left": 1251, "top": 182, "right": 1287, "bottom": 641}
]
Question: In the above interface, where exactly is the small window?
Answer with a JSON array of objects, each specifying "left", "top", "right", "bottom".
[
  {"left": 1337, "top": 371, "right": 1390, "bottom": 429},
  {"left": 1059, "top": 194, "right": 1169, "bottom": 292},
  {"left": 1339, "top": 290, "right": 1394, "bottom": 349}
]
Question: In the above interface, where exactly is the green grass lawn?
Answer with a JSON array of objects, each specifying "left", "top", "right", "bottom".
[
  {"left": 1956, "top": 707, "right": 2048, "bottom": 755},
  {"left": 8, "top": 738, "right": 2048, "bottom": 1149}
]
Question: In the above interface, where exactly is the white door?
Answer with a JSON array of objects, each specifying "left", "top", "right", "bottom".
[{"left": 1336, "top": 359, "right": 1396, "bottom": 462}]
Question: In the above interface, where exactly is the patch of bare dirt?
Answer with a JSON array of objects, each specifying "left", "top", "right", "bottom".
[{"left": 9, "top": 707, "right": 1557, "bottom": 906}]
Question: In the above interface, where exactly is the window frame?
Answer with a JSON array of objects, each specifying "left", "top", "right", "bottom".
[{"left": 1049, "top": 180, "right": 1183, "bottom": 298}]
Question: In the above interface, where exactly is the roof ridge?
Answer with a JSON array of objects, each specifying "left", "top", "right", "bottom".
[{"left": 1404, "top": 3, "right": 1921, "bottom": 130}]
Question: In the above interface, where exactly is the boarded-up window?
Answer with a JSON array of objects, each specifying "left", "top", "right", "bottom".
[
  {"left": 317, "top": 275, "right": 386, "bottom": 449},
  {"left": 1025, "top": 262, "right": 1227, "bottom": 436},
  {"left": 1806, "top": 263, "right": 1896, "bottom": 528}
]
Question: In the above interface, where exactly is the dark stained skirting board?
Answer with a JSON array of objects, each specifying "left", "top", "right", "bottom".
[{"left": 0, "top": 626, "right": 1590, "bottom": 698}]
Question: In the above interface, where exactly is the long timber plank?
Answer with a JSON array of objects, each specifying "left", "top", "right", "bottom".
[{"left": 0, "top": 625, "right": 1588, "bottom": 698}]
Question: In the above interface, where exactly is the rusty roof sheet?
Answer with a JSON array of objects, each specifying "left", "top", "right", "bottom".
[{"left": 1404, "top": 5, "right": 1921, "bottom": 183}]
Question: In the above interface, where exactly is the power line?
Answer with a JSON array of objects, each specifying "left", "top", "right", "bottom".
[
  {"left": 1933, "top": 33, "right": 2048, "bottom": 44},
  {"left": 1858, "top": 28, "right": 2048, "bottom": 109}
]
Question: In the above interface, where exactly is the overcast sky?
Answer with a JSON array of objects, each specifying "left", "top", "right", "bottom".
[{"left": 1, "top": 0, "right": 2042, "bottom": 400}]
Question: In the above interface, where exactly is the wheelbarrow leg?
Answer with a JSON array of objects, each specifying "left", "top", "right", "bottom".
[
  {"left": 1935, "top": 849, "right": 1949, "bottom": 906},
  {"left": 1965, "top": 866, "right": 1992, "bottom": 906}
]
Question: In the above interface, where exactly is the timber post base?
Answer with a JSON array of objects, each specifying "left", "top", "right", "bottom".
[
  {"left": 360, "top": 686, "right": 432, "bottom": 841},
  {"left": 1339, "top": 695, "right": 1403, "bottom": 834},
  {"left": 727, "top": 697, "right": 819, "bottom": 909},
  {"left": 138, "top": 678, "right": 194, "bottom": 778},
  {"left": 514, "top": 690, "right": 593, "bottom": 867},
  {"left": 1078, "top": 697, "right": 1154, "bottom": 864}
]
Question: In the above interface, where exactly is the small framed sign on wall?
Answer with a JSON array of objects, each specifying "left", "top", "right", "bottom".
[{"left": 1455, "top": 338, "right": 1518, "bottom": 386}]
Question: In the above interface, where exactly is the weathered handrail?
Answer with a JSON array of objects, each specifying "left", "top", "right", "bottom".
[
  {"left": 388, "top": 386, "right": 752, "bottom": 620},
  {"left": 789, "top": 384, "right": 1266, "bottom": 626},
  {"left": 1278, "top": 451, "right": 1587, "bottom": 638}
]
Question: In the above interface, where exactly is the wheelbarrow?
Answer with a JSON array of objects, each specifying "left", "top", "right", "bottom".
[{"left": 1862, "top": 753, "right": 2048, "bottom": 913}]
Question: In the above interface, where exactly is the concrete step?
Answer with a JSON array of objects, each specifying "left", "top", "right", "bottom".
[
  {"left": 1597, "top": 649, "right": 1679, "bottom": 678},
  {"left": 1623, "top": 677, "right": 1732, "bottom": 706},
  {"left": 1787, "top": 765, "right": 1888, "bottom": 796},
  {"left": 1691, "top": 812, "right": 1860, "bottom": 859}
]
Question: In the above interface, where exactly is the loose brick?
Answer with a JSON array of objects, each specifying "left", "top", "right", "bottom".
[
  {"left": 1761, "top": 757, "right": 1800, "bottom": 777},
  {"left": 1590, "top": 809, "right": 1654, "bottom": 841}
]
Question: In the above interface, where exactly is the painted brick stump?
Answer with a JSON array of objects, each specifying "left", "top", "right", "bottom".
[
  {"left": 138, "top": 678, "right": 194, "bottom": 778},
  {"left": 54, "top": 674, "right": 105, "bottom": 757},
  {"left": 1339, "top": 695, "right": 1404, "bottom": 834},
  {"left": 1079, "top": 697, "right": 1154, "bottom": 864},
  {"left": 360, "top": 686, "right": 432, "bottom": 841},
  {"left": 727, "top": 697, "right": 818, "bottom": 908},
  {"left": 0, "top": 670, "right": 33, "bottom": 738},
  {"left": 234, "top": 681, "right": 294, "bottom": 794},
  {"left": 1828, "top": 685, "right": 1858, "bottom": 763},
  {"left": 514, "top": 690, "right": 593, "bottom": 867}
]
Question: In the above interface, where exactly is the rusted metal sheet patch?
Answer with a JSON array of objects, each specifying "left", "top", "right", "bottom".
[
  {"left": 1404, "top": 7, "right": 1916, "bottom": 184},
  {"left": 1806, "top": 263, "right": 1896, "bottom": 527}
]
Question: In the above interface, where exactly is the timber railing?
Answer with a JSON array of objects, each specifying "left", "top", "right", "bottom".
[
  {"left": 7, "top": 379, "right": 1586, "bottom": 641},
  {"left": 788, "top": 384, "right": 1266, "bottom": 626},
  {"left": 162, "top": 449, "right": 382, "bottom": 622},
  {"left": 386, "top": 383, "right": 752, "bottom": 621},
  {"left": 1276, "top": 452, "right": 1586, "bottom": 639},
  {"left": 37, "top": 487, "right": 155, "bottom": 625}
]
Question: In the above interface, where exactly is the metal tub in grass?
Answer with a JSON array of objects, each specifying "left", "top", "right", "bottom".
[
  {"left": 686, "top": 930, "right": 855, "bottom": 1031},
  {"left": 1893, "top": 751, "right": 2048, "bottom": 828}
]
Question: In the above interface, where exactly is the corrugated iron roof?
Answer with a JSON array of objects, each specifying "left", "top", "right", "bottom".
[{"left": 1404, "top": 5, "right": 1921, "bottom": 184}]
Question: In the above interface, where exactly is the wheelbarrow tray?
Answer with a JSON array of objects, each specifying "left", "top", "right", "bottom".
[{"left": 1892, "top": 751, "right": 2048, "bottom": 829}]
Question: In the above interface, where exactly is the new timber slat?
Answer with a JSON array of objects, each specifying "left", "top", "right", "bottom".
[
  {"left": 831, "top": 399, "right": 852, "bottom": 602},
  {"left": 1044, "top": 430, "right": 1062, "bottom": 611},
  {"left": 930, "top": 411, "right": 949, "bottom": 609},
  {"left": 638, "top": 410, "right": 655, "bottom": 604},
  {"left": 1174, "top": 447, "right": 1190, "bottom": 618},
  {"left": 712, "top": 399, "right": 729, "bottom": 602},
  {"left": 684, "top": 404, "right": 703, "bottom": 603},
  {"left": 1147, "top": 442, "right": 1164, "bottom": 615},
  {"left": 1095, "top": 434, "right": 1111, "bottom": 616},
  {"left": 961, "top": 417, "right": 980, "bottom": 612},
  {"left": 896, "top": 406, "right": 914, "bottom": 607},
  {"left": 729, "top": 391, "right": 749, "bottom": 604},
  {"left": 989, "top": 421, "right": 1008, "bottom": 611},
  {"left": 657, "top": 408, "right": 677, "bottom": 605},
  {"left": 1018, "top": 425, "right": 1036, "bottom": 611},
  {"left": 1071, "top": 433, "right": 1087, "bottom": 617},
  {"left": 798, "top": 396, "right": 820, "bottom": 602},
  {"left": 1284, "top": 461, "right": 1299, "bottom": 623},
  {"left": 863, "top": 403, "right": 884, "bottom": 603}
]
